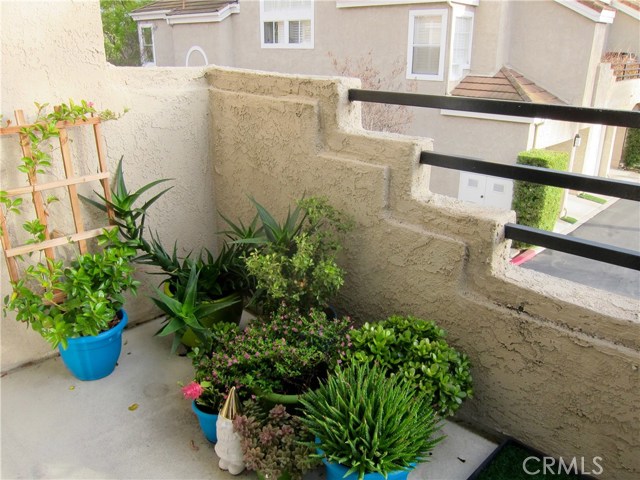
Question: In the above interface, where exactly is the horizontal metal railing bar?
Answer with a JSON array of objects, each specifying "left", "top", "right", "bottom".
[
  {"left": 505, "top": 224, "right": 640, "bottom": 270},
  {"left": 420, "top": 151, "right": 640, "bottom": 201},
  {"left": 348, "top": 89, "right": 640, "bottom": 128}
]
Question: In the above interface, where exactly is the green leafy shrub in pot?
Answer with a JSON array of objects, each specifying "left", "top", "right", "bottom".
[
  {"left": 300, "top": 363, "right": 444, "bottom": 480},
  {"left": 83, "top": 158, "right": 256, "bottom": 349},
  {"left": 193, "top": 306, "right": 352, "bottom": 401},
  {"left": 232, "top": 399, "right": 320, "bottom": 480},
  {"left": 180, "top": 321, "right": 240, "bottom": 413},
  {"left": 231, "top": 196, "right": 353, "bottom": 315},
  {"left": 3, "top": 229, "right": 139, "bottom": 348},
  {"left": 343, "top": 315, "right": 473, "bottom": 417}
]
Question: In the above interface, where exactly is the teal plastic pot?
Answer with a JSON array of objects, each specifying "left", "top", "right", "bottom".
[
  {"left": 58, "top": 309, "right": 128, "bottom": 381},
  {"left": 181, "top": 292, "right": 243, "bottom": 348},
  {"left": 192, "top": 401, "right": 218, "bottom": 443},
  {"left": 323, "top": 460, "right": 416, "bottom": 480}
]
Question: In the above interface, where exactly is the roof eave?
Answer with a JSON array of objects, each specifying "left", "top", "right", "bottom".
[
  {"left": 554, "top": 0, "right": 616, "bottom": 23},
  {"left": 166, "top": 3, "right": 240, "bottom": 24},
  {"left": 612, "top": 0, "right": 640, "bottom": 19}
]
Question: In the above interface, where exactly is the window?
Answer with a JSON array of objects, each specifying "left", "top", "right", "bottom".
[
  {"left": 407, "top": 10, "right": 448, "bottom": 81},
  {"left": 260, "top": 0, "right": 314, "bottom": 48},
  {"left": 139, "top": 24, "right": 155, "bottom": 66},
  {"left": 451, "top": 11, "right": 474, "bottom": 80}
]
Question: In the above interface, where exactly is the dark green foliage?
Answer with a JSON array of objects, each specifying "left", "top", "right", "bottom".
[
  {"left": 151, "top": 264, "right": 241, "bottom": 353},
  {"left": 475, "top": 442, "right": 586, "bottom": 480},
  {"left": 344, "top": 315, "right": 473, "bottom": 416},
  {"left": 192, "top": 306, "right": 352, "bottom": 401},
  {"left": 622, "top": 128, "right": 640, "bottom": 170},
  {"left": 100, "top": 0, "right": 150, "bottom": 66},
  {"left": 81, "top": 157, "right": 255, "bottom": 351},
  {"left": 300, "top": 363, "right": 444, "bottom": 480},
  {"left": 511, "top": 149, "right": 569, "bottom": 249}
]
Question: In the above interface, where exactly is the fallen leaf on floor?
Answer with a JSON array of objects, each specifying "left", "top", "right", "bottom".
[
  {"left": 128, "top": 403, "right": 139, "bottom": 411},
  {"left": 69, "top": 386, "right": 75, "bottom": 390},
  {"left": 190, "top": 440, "right": 199, "bottom": 451},
  {"left": 457, "top": 457, "right": 466, "bottom": 463}
]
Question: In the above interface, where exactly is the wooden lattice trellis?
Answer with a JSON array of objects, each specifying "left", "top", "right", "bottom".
[{"left": 0, "top": 109, "right": 115, "bottom": 288}]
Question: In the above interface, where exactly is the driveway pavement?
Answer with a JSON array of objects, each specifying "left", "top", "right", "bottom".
[{"left": 522, "top": 198, "right": 640, "bottom": 299}]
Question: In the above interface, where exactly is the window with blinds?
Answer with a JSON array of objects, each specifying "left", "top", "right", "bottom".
[
  {"left": 407, "top": 10, "right": 448, "bottom": 80},
  {"left": 261, "top": 0, "right": 314, "bottom": 48},
  {"left": 451, "top": 13, "right": 473, "bottom": 80},
  {"left": 139, "top": 25, "right": 155, "bottom": 66}
]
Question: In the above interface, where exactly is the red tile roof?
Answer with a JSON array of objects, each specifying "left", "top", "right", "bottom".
[
  {"left": 577, "top": 0, "right": 616, "bottom": 13},
  {"left": 451, "top": 67, "right": 567, "bottom": 104},
  {"left": 615, "top": 0, "right": 640, "bottom": 12},
  {"left": 133, "top": 0, "right": 237, "bottom": 16}
]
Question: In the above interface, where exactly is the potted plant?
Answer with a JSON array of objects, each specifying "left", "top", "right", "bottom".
[
  {"left": 151, "top": 262, "right": 241, "bottom": 352},
  {"left": 3, "top": 229, "right": 139, "bottom": 380},
  {"left": 229, "top": 196, "right": 353, "bottom": 316},
  {"left": 82, "top": 158, "right": 255, "bottom": 349},
  {"left": 300, "top": 363, "right": 444, "bottom": 480},
  {"left": 194, "top": 305, "right": 352, "bottom": 406},
  {"left": 342, "top": 315, "right": 473, "bottom": 417},
  {"left": 232, "top": 399, "right": 320, "bottom": 480},
  {"left": 181, "top": 321, "right": 240, "bottom": 442}
]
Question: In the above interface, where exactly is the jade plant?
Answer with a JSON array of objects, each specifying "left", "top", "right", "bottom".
[
  {"left": 3, "top": 228, "right": 139, "bottom": 348},
  {"left": 300, "top": 362, "right": 444, "bottom": 479},
  {"left": 343, "top": 315, "right": 473, "bottom": 416}
]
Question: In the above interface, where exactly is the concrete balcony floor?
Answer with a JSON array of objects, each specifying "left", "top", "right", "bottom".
[{"left": 1, "top": 318, "right": 497, "bottom": 480}]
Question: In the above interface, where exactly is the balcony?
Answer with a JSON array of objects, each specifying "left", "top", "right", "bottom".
[
  {"left": 1, "top": 317, "right": 497, "bottom": 479},
  {"left": 1, "top": 2, "right": 639, "bottom": 480}
]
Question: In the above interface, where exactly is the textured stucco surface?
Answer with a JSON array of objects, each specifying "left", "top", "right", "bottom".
[
  {"left": 1, "top": 1, "right": 213, "bottom": 371},
  {"left": 207, "top": 65, "right": 639, "bottom": 480}
]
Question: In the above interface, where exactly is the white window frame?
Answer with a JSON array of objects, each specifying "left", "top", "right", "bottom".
[
  {"left": 138, "top": 23, "right": 156, "bottom": 66},
  {"left": 406, "top": 9, "right": 448, "bottom": 81},
  {"left": 450, "top": 8, "right": 474, "bottom": 81},
  {"left": 260, "top": 0, "right": 314, "bottom": 49}
]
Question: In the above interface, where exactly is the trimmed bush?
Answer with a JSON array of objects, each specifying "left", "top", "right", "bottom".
[
  {"left": 511, "top": 149, "right": 569, "bottom": 249},
  {"left": 622, "top": 128, "right": 640, "bottom": 171}
]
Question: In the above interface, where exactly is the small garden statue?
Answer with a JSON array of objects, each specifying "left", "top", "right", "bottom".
[{"left": 215, "top": 387, "right": 245, "bottom": 475}]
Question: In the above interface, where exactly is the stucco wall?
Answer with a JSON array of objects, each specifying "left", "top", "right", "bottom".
[
  {"left": 1, "top": 1, "right": 214, "bottom": 371},
  {"left": 207, "top": 65, "right": 639, "bottom": 480},
  {"left": 507, "top": 1, "right": 600, "bottom": 105},
  {"left": 606, "top": 9, "right": 640, "bottom": 53}
]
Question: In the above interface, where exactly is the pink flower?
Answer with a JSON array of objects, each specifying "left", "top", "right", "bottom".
[
  {"left": 181, "top": 382, "right": 204, "bottom": 400},
  {"left": 88, "top": 101, "right": 95, "bottom": 108}
]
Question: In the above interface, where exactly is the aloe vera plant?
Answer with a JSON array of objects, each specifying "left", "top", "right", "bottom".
[
  {"left": 300, "top": 363, "right": 444, "bottom": 480},
  {"left": 152, "top": 263, "right": 240, "bottom": 353}
]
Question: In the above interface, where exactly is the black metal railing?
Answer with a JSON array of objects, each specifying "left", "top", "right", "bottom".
[{"left": 349, "top": 89, "right": 640, "bottom": 271}]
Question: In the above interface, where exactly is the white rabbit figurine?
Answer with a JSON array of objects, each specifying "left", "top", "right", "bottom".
[{"left": 214, "top": 387, "right": 245, "bottom": 475}]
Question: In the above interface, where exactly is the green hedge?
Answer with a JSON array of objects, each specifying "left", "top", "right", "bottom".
[
  {"left": 622, "top": 128, "right": 640, "bottom": 170},
  {"left": 511, "top": 149, "right": 569, "bottom": 249}
]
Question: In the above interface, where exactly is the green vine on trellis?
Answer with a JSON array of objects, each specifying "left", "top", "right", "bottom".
[{"left": 0, "top": 99, "right": 127, "bottom": 246}]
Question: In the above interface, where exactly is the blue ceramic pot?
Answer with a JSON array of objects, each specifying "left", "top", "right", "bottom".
[
  {"left": 58, "top": 309, "right": 128, "bottom": 381},
  {"left": 192, "top": 401, "right": 218, "bottom": 443},
  {"left": 323, "top": 460, "right": 416, "bottom": 480}
]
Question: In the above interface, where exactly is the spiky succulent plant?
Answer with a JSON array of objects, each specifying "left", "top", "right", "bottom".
[{"left": 300, "top": 363, "right": 444, "bottom": 480}]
